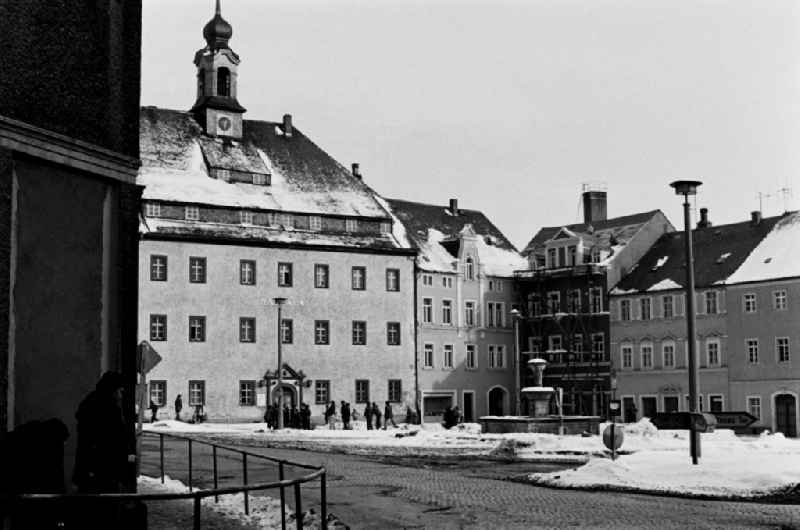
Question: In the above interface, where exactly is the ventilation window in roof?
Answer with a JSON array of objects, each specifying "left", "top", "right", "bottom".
[
  {"left": 651, "top": 256, "right": 669, "bottom": 271},
  {"left": 716, "top": 252, "right": 731, "bottom": 264},
  {"left": 764, "top": 257, "right": 772, "bottom": 264}
]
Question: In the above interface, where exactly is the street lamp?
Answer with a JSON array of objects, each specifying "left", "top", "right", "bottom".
[
  {"left": 670, "top": 179, "right": 702, "bottom": 465},
  {"left": 510, "top": 308, "right": 522, "bottom": 416},
  {"left": 273, "top": 297, "right": 288, "bottom": 429}
]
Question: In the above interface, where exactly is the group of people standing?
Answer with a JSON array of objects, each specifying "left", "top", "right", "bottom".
[
  {"left": 363, "top": 401, "right": 397, "bottom": 430},
  {"left": 264, "top": 402, "right": 312, "bottom": 430}
]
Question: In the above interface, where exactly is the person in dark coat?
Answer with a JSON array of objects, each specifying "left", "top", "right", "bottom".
[
  {"left": 325, "top": 401, "right": 336, "bottom": 429},
  {"left": 442, "top": 406, "right": 454, "bottom": 429},
  {"left": 405, "top": 405, "right": 416, "bottom": 425},
  {"left": 149, "top": 399, "right": 159, "bottom": 423},
  {"left": 73, "top": 371, "right": 134, "bottom": 494},
  {"left": 341, "top": 401, "right": 351, "bottom": 430},
  {"left": 300, "top": 403, "right": 311, "bottom": 430},
  {"left": 290, "top": 406, "right": 300, "bottom": 429},
  {"left": 363, "top": 402, "right": 373, "bottom": 430},
  {"left": 372, "top": 402, "right": 382, "bottom": 430},
  {"left": 383, "top": 401, "right": 398, "bottom": 429},
  {"left": 174, "top": 394, "right": 183, "bottom": 421}
]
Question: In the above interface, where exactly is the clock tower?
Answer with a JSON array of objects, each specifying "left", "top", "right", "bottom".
[{"left": 191, "top": 0, "right": 246, "bottom": 139}]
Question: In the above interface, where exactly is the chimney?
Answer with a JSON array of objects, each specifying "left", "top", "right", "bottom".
[
  {"left": 751, "top": 210, "right": 762, "bottom": 225},
  {"left": 697, "top": 207, "right": 711, "bottom": 228},
  {"left": 351, "top": 163, "right": 361, "bottom": 179},
  {"left": 582, "top": 187, "right": 607, "bottom": 224},
  {"left": 449, "top": 198, "right": 459, "bottom": 216},
  {"left": 282, "top": 114, "right": 293, "bottom": 137}
]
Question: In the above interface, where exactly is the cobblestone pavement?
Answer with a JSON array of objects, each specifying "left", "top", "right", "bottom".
[{"left": 142, "top": 437, "right": 800, "bottom": 529}]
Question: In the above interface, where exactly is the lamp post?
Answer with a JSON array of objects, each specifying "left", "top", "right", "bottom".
[
  {"left": 273, "top": 297, "right": 288, "bottom": 429},
  {"left": 510, "top": 308, "right": 522, "bottom": 416},
  {"left": 670, "top": 179, "right": 702, "bottom": 465}
]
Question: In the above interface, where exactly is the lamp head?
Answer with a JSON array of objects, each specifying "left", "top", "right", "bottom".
[{"left": 669, "top": 180, "right": 703, "bottom": 196}]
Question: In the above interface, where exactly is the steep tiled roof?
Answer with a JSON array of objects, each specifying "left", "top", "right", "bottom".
[
  {"left": 523, "top": 210, "right": 663, "bottom": 255},
  {"left": 138, "top": 106, "right": 390, "bottom": 219},
  {"left": 384, "top": 199, "right": 526, "bottom": 275},
  {"left": 613, "top": 214, "right": 784, "bottom": 293}
]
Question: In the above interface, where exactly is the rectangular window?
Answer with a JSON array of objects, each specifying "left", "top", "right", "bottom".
[
  {"left": 549, "top": 335, "right": 563, "bottom": 352},
  {"left": 315, "top": 320, "right": 330, "bottom": 345},
  {"left": 568, "top": 289, "right": 581, "bottom": 313},
  {"left": 466, "top": 344, "right": 477, "bottom": 369},
  {"left": 529, "top": 295, "right": 542, "bottom": 317},
  {"left": 422, "top": 274, "right": 433, "bottom": 286},
  {"left": 150, "top": 255, "right": 168, "bottom": 281},
  {"left": 572, "top": 334, "right": 584, "bottom": 353},
  {"left": 444, "top": 277, "right": 453, "bottom": 288},
  {"left": 423, "top": 343, "right": 434, "bottom": 369},
  {"left": 355, "top": 379, "right": 369, "bottom": 403},
  {"left": 189, "top": 257, "right": 206, "bottom": 283},
  {"left": 705, "top": 291, "right": 718, "bottom": 314},
  {"left": 747, "top": 396, "right": 762, "bottom": 420},
  {"left": 315, "top": 380, "right": 330, "bottom": 405},
  {"left": 568, "top": 245, "right": 577, "bottom": 266},
  {"left": 314, "top": 264, "right": 330, "bottom": 288},
  {"left": 747, "top": 338, "right": 759, "bottom": 363},
  {"left": 592, "top": 333, "right": 605, "bottom": 356},
  {"left": 662, "top": 295, "right": 674, "bottom": 319},
  {"left": 620, "top": 299, "right": 631, "bottom": 321},
  {"left": 621, "top": 345, "right": 633, "bottom": 369},
  {"left": 640, "top": 298, "right": 652, "bottom": 320},
  {"left": 591, "top": 288, "right": 603, "bottom": 313},
  {"left": 188, "top": 380, "right": 205, "bottom": 406},
  {"left": 239, "top": 381, "right": 256, "bottom": 406},
  {"left": 422, "top": 298, "right": 433, "bottom": 324},
  {"left": 253, "top": 173, "right": 266, "bottom": 185},
  {"left": 641, "top": 343, "right": 653, "bottom": 369},
  {"left": 495, "top": 302, "right": 504, "bottom": 327},
  {"left": 278, "top": 262, "right": 293, "bottom": 287},
  {"left": 387, "top": 322, "right": 401, "bottom": 345},
  {"left": 486, "top": 302, "right": 495, "bottom": 327},
  {"left": 240, "top": 210, "right": 254, "bottom": 224},
  {"left": 465, "top": 301, "right": 476, "bottom": 326},
  {"left": 310, "top": 216, "right": 322, "bottom": 231},
  {"left": 442, "top": 300, "right": 453, "bottom": 325},
  {"left": 547, "top": 291, "right": 561, "bottom": 314},
  {"left": 281, "top": 319, "right": 293, "bottom": 344},
  {"left": 346, "top": 219, "right": 359, "bottom": 232},
  {"left": 709, "top": 395, "right": 723, "bottom": 412},
  {"left": 706, "top": 339, "right": 720, "bottom": 366},
  {"left": 352, "top": 321, "right": 367, "bottom": 345},
  {"left": 443, "top": 344, "right": 454, "bottom": 369},
  {"left": 744, "top": 293, "right": 757, "bottom": 313},
  {"left": 386, "top": 269, "right": 400, "bottom": 291},
  {"left": 189, "top": 316, "right": 206, "bottom": 342},
  {"left": 774, "top": 290, "right": 788, "bottom": 311},
  {"left": 547, "top": 248, "right": 557, "bottom": 268},
  {"left": 280, "top": 213, "right": 293, "bottom": 228},
  {"left": 662, "top": 342, "right": 675, "bottom": 369},
  {"left": 150, "top": 314, "right": 167, "bottom": 341},
  {"left": 185, "top": 205, "right": 199, "bottom": 221},
  {"left": 380, "top": 222, "right": 391, "bottom": 234},
  {"left": 488, "top": 345, "right": 496, "bottom": 368},
  {"left": 351, "top": 266, "right": 366, "bottom": 290},
  {"left": 528, "top": 337, "right": 542, "bottom": 354},
  {"left": 496, "top": 345, "right": 505, "bottom": 368},
  {"left": 777, "top": 337, "right": 790, "bottom": 363},
  {"left": 240, "top": 260, "right": 256, "bottom": 285},
  {"left": 388, "top": 379, "right": 402, "bottom": 402},
  {"left": 145, "top": 202, "right": 161, "bottom": 217},
  {"left": 150, "top": 380, "right": 167, "bottom": 407},
  {"left": 239, "top": 317, "right": 256, "bottom": 343}
]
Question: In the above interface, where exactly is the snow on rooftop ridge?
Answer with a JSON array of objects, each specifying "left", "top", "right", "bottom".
[
  {"left": 372, "top": 194, "right": 413, "bottom": 249},
  {"left": 647, "top": 278, "right": 682, "bottom": 292},
  {"left": 726, "top": 212, "right": 800, "bottom": 285},
  {"left": 610, "top": 287, "right": 638, "bottom": 295}
]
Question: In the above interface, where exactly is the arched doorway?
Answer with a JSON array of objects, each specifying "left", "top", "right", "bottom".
[
  {"left": 775, "top": 394, "right": 797, "bottom": 437},
  {"left": 488, "top": 387, "right": 506, "bottom": 416},
  {"left": 272, "top": 384, "right": 297, "bottom": 409}
]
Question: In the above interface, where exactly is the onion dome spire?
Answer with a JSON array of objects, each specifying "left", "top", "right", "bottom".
[{"left": 203, "top": 0, "right": 233, "bottom": 50}]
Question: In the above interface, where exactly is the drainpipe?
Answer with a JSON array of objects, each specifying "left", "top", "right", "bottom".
[{"left": 413, "top": 260, "right": 421, "bottom": 424}]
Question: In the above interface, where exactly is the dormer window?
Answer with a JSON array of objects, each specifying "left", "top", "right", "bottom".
[
  {"left": 145, "top": 202, "right": 161, "bottom": 217},
  {"left": 568, "top": 245, "right": 577, "bottom": 266},
  {"left": 185, "top": 206, "right": 199, "bottom": 221},
  {"left": 346, "top": 219, "right": 358, "bottom": 232},
  {"left": 217, "top": 67, "right": 231, "bottom": 96},
  {"left": 310, "top": 216, "right": 322, "bottom": 231},
  {"left": 591, "top": 247, "right": 601, "bottom": 263},
  {"left": 252, "top": 174, "right": 266, "bottom": 185},
  {"left": 240, "top": 210, "right": 254, "bottom": 225},
  {"left": 380, "top": 222, "right": 391, "bottom": 234},
  {"left": 547, "top": 248, "right": 557, "bottom": 268},
  {"left": 465, "top": 257, "right": 475, "bottom": 280}
]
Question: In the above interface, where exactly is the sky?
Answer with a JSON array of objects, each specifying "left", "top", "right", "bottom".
[{"left": 141, "top": 0, "right": 800, "bottom": 249}]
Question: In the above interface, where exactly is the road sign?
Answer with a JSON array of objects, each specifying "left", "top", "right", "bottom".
[
  {"left": 603, "top": 424, "right": 624, "bottom": 456},
  {"left": 711, "top": 411, "right": 757, "bottom": 429},
  {"left": 138, "top": 341, "right": 162, "bottom": 375},
  {"left": 651, "top": 412, "right": 717, "bottom": 433},
  {"left": 608, "top": 399, "right": 621, "bottom": 417}
]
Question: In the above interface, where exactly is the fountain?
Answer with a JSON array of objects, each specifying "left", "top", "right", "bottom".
[{"left": 479, "top": 358, "right": 601, "bottom": 434}]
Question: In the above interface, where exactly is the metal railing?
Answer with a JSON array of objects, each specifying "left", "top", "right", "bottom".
[{"left": 1, "top": 431, "right": 328, "bottom": 530}]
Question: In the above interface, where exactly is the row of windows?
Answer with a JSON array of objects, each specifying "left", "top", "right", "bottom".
[
  {"left": 543, "top": 244, "right": 602, "bottom": 269},
  {"left": 151, "top": 255, "right": 401, "bottom": 291},
  {"left": 528, "top": 333, "right": 606, "bottom": 355},
  {"left": 616, "top": 289, "right": 789, "bottom": 321},
  {"left": 528, "top": 288, "right": 604, "bottom": 316},
  {"left": 421, "top": 274, "right": 455, "bottom": 288},
  {"left": 145, "top": 203, "right": 391, "bottom": 235},
  {"left": 617, "top": 337, "right": 791, "bottom": 370},
  {"left": 620, "top": 394, "right": 725, "bottom": 421},
  {"left": 150, "top": 379, "right": 403, "bottom": 407},
  {"left": 744, "top": 337, "right": 791, "bottom": 364},
  {"left": 421, "top": 343, "right": 507, "bottom": 370},
  {"left": 741, "top": 290, "right": 788, "bottom": 313},
  {"left": 420, "top": 299, "right": 507, "bottom": 328},
  {"left": 150, "top": 315, "right": 403, "bottom": 345}
]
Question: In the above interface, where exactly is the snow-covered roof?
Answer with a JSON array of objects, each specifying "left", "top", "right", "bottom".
[
  {"left": 726, "top": 211, "right": 800, "bottom": 285},
  {"left": 138, "top": 107, "right": 390, "bottom": 219}
]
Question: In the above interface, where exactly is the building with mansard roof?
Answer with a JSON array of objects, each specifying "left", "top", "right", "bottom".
[
  {"left": 138, "top": 2, "right": 416, "bottom": 422},
  {"left": 383, "top": 198, "right": 527, "bottom": 420}
]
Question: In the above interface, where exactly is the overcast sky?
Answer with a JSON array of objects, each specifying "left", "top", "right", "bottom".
[{"left": 142, "top": 0, "right": 800, "bottom": 249}]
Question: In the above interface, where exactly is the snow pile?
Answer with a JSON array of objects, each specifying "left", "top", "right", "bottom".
[{"left": 727, "top": 211, "right": 800, "bottom": 284}]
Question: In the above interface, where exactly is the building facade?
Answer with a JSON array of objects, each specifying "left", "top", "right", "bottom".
[
  {"left": 516, "top": 188, "right": 672, "bottom": 417},
  {"left": 386, "top": 199, "right": 526, "bottom": 421},
  {"left": 139, "top": 6, "right": 416, "bottom": 422}
]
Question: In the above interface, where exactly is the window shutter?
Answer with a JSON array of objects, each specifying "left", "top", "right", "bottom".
[
  {"left": 719, "top": 290, "right": 726, "bottom": 313},
  {"left": 609, "top": 299, "right": 617, "bottom": 321},
  {"left": 632, "top": 298, "right": 640, "bottom": 320},
  {"left": 653, "top": 297, "right": 662, "bottom": 319},
  {"left": 676, "top": 294, "right": 685, "bottom": 317},
  {"left": 696, "top": 293, "right": 706, "bottom": 315}
]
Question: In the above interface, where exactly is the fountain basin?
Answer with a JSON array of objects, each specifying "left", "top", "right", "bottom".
[{"left": 479, "top": 415, "right": 601, "bottom": 435}]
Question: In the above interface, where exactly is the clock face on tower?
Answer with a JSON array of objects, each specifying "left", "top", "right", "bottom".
[{"left": 217, "top": 116, "right": 232, "bottom": 132}]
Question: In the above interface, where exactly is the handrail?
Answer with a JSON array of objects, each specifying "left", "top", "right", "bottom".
[{"left": 1, "top": 430, "right": 329, "bottom": 530}]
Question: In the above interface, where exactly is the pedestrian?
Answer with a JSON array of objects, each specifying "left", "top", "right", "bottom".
[
  {"left": 341, "top": 401, "right": 351, "bottom": 430},
  {"left": 283, "top": 404, "right": 291, "bottom": 427},
  {"left": 300, "top": 403, "right": 311, "bottom": 430},
  {"left": 193, "top": 403, "right": 204, "bottom": 423},
  {"left": 405, "top": 405, "right": 416, "bottom": 425},
  {"left": 291, "top": 406, "right": 300, "bottom": 429},
  {"left": 372, "top": 402, "right": 382, "bottom": 430},
  {"left": 149, "top": 399, "right": 159, "bottom": 423},
  {"left": 452, "top": 406, "right": 462, "bottom": 426},
  {"left": 363, "top": 402, "right": 373, "bottom": 430},
  {"left": 442, "top": 406, "right": 454, "bottom": 429},
  {"left": 174, "top": 394, "right": 183, "bottom": 421},
  {"left": 383, "top": 401, "right": 398, "bottom": 429},
  {"left": 73, "top": 371, "right": 135, "bottom": 494},
  {"left": 325, "top": 400, "right": 336, "bottom": 429}
]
